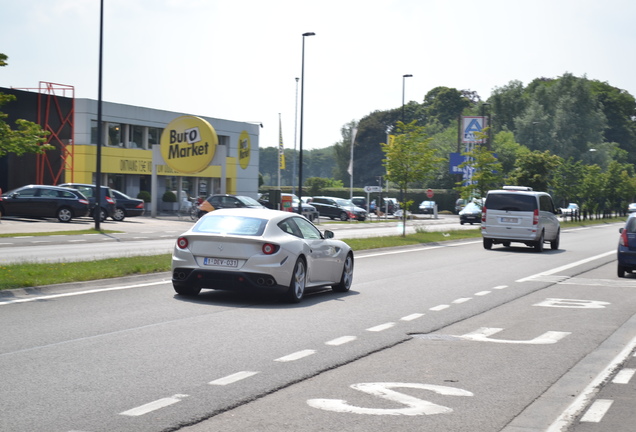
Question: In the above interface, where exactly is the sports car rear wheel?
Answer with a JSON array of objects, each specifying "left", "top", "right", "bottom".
[
  {"left": 333, "top": 253, "right": 353, "bottom": 292},
  {"left": 286, "top": 258, "right": 306, "bottom": 303}
]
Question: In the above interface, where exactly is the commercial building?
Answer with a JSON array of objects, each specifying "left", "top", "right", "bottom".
[{"left": 0, "top": 83, "right": 260, "bottom": 209}]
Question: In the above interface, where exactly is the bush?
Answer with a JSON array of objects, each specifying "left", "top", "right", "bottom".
[
  {"left": 162, "top": 191, "right": 177, "bottom": 202},
  {"left": 137, "top": 190, "right": 151, "bottom": 203}
]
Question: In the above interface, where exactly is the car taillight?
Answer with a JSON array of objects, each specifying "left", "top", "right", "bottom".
[
  {"left": 176, "top": 237, "right": 189, "bottom": 249},
  {"left": 135, "top": 202, "right": 144, "bottom": 209},
  {"left": 482, "top": 206, "right": 487, "bottom": 222},
  {"left": 347, "top": 211, "right": 355, "bottom": 219},
  {"left": 620, "top": 229, "right": 629, "bottom": 247},
  {"left": 533, "top": 209, "right": 539, "bottom": 225},
  {"left": 79, "top": 199, "right": 89, "bottom": 205},
  {"left": 106, "top": 196, "right": 115, "bottom": 204},
  {"left": 262, "top": 243, "right": 279, "bottom": 255}
]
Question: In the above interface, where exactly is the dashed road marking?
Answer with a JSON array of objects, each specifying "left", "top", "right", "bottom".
[
  {"left": 209, "top": 371, "right": 259, "bottom": 386},
  {"left": 612, "top": 368, "right": 635, "bottom": 384},
  {"left": 430, "top": 304, "right": 449, "bottom": 311},
  {"left": 120, "top": 394, "right": 189, "bottom": 416},
  {"left": 326, "top": 336, "right": 357, "bottom": 346},
  {"left": 580, "top": 399, "right": 613, "bottom": 422},
  {"left": 275, "top": 349, "right": 316, "bottom": 362},
  {"left": 366, "top": 323, "right": 395, "bottom": 332}
]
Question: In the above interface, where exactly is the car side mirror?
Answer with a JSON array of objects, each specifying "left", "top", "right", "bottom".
[
  {"left": 620, "top": 228, "right": 624, "bottom": 233},
  {"left": 324, "top": 230, "right": 334, "bottom": 239}
]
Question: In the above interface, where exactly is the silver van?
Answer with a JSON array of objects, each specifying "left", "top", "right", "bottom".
[{"left": 481, "top": 186, "right": 560, "bottom": 252}]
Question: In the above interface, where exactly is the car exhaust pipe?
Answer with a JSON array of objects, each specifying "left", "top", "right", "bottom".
[
  {"left": 266, "top": 278, "right": 275, "bottom": 286},
  {"left": 173, "top": 271, "right": 187, "bottom": 280},
  {"left": 257, "top": 277, "right": 265, "bottom": 285}
]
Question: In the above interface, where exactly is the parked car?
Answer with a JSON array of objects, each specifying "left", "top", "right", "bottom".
[
  {"left": 370, "top": 198, "right": 398, "bottom": 215},
  {"left": 618, "top": 214, "right": 636, "bottom": 277},
  {"left": 58, "top": 183, "right": 117, "bottom": 221},
  {"left": 560, "top": 203, "right": 579, "bottom": 216},
  {"left": 418, "top": 200, "right": 436, "bottom": 214},
  {"left": 310, "top": 196, "right": 367, "bottom": 221},
  {"left": 0, "top": 184, "right": 90, "bottom": 222},
  {"left": 198, "top": 194, "right": 265, "bottom": 217},
  {"left": 351, "top": 196, "right": 368, "bottom": 211},
  {"left": 628, "top": 203, "right": 636, "bottom": 214},
  {"left": 171, "top": 208, "right": 354, "bottom": 302},
  {"left": 257, "top": 192, "right": 319, "bottom": 221},
  {"left": 111, "top": 189, "right": 145, "bottom": 221},
  {"left": 455, "top": 198, "right": 467, "bottom": 214},
  {"left": 459, "top": 202, "right": 482, "bottom": 225},
  {"left": 481, "top": 186, "right": 560, "bottom": 252}
]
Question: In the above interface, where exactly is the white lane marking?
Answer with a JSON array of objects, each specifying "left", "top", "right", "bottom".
[
  {"left": 356, "top": 241, "right": 481, "bottom": 259},
  {"left": 517, "top": 251, "right": 615, "bottom": 282},
  {"left": 275, "top": 349, "right": 316, "bottom": 362},
  {"left": 120, "top": 394, "right": 188, "bottom": 416},
  {"left": 547, "top": 335, "right": 636, "bottom": 431},
  {"left": 133, "top": 236, "right": 149, "bottom": 239},
  {"left": 580, "top": 399, "right": 614, "bottom": 422},
  {"left": 68, "top": 239, "right": 86, "bottom": 243},
  {"left": 326, "top": 336, "right": 357, "bottom": 346},
  {"left": 475, "top": 291, "right": 491, "bottom": 296},
  {"left": 453, "top": 298, "right": 472, "bottom": 304},
  {"left": 430, "top": 305, "right": 449, "bottom": 311},
  {"left": 401, "top": 313, "right": 424, "bottom": 321},
  {"left": 493, "top": 285, "right": 508, "bottom": 290},
  {"left": 209, "top": 371, "right": 259, "bottom": 386},
  {"left": 0, "top": 280, "right": 167, "bottom": 306},
  {"left": 613, "top": 368, "right": 636, "bottom": 384},
  {"left": 366, "top": 323, "right": 395, "bottom": 332},
  {"left": 32, "top": 241, "right": 51, "bottom": 244}
]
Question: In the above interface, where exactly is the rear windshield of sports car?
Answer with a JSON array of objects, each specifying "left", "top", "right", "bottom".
[
  {"left": 193, "top": 215, "right": 267, "bottom": 236},
  {"left": 486, "top": 193, "right": 537, "bottom": 211}
]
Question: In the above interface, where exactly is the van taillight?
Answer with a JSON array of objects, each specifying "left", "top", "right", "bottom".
[
  {"left": 620, "top": 229, "right": 629, "bottom": 247},
  {"left": 482, "top": 206, "right": 487, "bottom": 222},
  {"left": 533, "top": 209, "right": 539, "bottom": 225}
]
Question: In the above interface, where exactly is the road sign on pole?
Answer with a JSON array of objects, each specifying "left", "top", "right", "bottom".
[
  {"left": 427, "top": 188, "right": 434, "bottom": 198},
  {"left": 364, "top": 186, "right": 382, "bottom": 193}
]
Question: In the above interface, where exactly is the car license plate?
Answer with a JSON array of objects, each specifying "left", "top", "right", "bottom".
[
  {"left": 501, "top": 217, "right": 518, "bottom": 223},
  {"left": 204, "top": 257, "right": 239, "bottom": 267}
]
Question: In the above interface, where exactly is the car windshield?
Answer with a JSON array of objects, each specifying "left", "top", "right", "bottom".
[
  {"left": 462, "top": 203, "right": 481, "bottom": 212},
  {"left": 193, "top": 215, "right": 267, "bottom": 236},
  {"left": 236, "top": 196, "right": 261, "bottom": 206}
]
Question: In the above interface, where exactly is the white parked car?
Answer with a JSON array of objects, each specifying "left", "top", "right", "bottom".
[
  {"left": 171, "top": 208, "right": 354, "bottom": 303},
  {"left": 560, "top": 203, "right": 579, "bottom": 216}
]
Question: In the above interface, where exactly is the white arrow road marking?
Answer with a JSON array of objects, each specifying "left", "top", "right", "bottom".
[
  {"left": 307, "top": 382, "right": 473, "bottom": 416},
  {"left": 459, "top": 327, "right": 571, "bottom": 344}
]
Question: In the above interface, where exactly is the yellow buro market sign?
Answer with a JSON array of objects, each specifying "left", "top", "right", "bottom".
[{"left": 160, "top": 116, "right": 218, "bottom": 173}]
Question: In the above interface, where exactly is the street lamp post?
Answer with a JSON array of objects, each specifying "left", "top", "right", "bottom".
[
  {"left": 298, "top": 32, "right": 315, "bottom": 215},
  {"left": 292, "top": 77, "right": 299, "bottom": 197},
  {"left": 481, "top": 102, "right": 490, "bottom": 149},
  {"left": 401, "top": 74, "right": 412, "bottom": 122}
]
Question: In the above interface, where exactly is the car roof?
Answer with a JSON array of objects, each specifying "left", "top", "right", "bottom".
[{"left": 199, "top": 207, "right": 294, "bottom": 221}]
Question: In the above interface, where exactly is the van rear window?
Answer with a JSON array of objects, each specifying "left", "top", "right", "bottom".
[{"left": 486, "top": 193, "right": 537, "bottom": 211}]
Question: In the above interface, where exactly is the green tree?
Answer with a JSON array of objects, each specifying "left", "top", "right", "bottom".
[
  {"left": 423, "top": 87, "right": 472, "bottom": 127},
  {"left": 456, "top": 139, "right": 503, "bottom": 201},
  {"left": 382, "top": 121, "right": 443, "bottom": 235},
  {"left": 508, "top": 150, "right": 562, "bottom": 192},
  {"left": 0, "top": 54, "right": 52, "bottom": 157}
]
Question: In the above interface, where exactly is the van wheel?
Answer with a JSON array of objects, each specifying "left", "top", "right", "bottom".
[
  {"left": 535, "top": 231, "right": 545, "bottom": 252},
  {"left": 551, "top": 230, "right": 560, "bottom": 250},
  {"left": 483, "top": 238, "right": 493, "bottom": 250}
]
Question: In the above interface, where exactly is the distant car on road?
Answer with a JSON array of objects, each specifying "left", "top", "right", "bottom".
[
  {"left": 459, "top": 202, "right": 482, "bottom": 225},
  {"left": 418, "top": 200, "right": 436, "bottom": 214},
  {"left": 171, "top": 208, "right": 354, "bottom": 302},
  {"left": 0, "top": 184, "right": 89, "bottom": 222},
  {"left": 111, "top": 189, "right": 145, "bottom": 221},
  {"left": 628, "top": 203, "right": 636, "bottom": 214},
  {"left": 560, "top": 203, "right": 579, "bottom": 216},
  {"left": 311, "top": 196, "right": 367, "bottom": 221}
]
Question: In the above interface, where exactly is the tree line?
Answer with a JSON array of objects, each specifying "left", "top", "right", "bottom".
[{"left": 260, "top": 72, "right": 636, "bottom": 214}]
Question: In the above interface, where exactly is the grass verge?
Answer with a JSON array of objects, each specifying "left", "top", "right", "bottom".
[{"left": 0, "top": 216, "right": 622, "bottom": 291}]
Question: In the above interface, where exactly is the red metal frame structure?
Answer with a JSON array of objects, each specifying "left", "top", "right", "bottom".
[
  {"left": 36, "top": 82, "right": 75, "bottom": 185},
  {"left": 13, "top": 81, "right": 75, "bottom": 185}
]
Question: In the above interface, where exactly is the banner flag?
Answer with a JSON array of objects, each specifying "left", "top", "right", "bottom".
[{"left": 278, "top": 116, "right": 286, "bottom": 170}]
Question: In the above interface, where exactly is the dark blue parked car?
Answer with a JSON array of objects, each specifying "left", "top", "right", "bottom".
[{"left": 617, "top": 214, "right": 636, "bottom": 277}]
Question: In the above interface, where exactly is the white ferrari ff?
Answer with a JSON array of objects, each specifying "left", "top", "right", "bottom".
[{"left": 171, "top": 208, "right": 354, "bottom": 303}]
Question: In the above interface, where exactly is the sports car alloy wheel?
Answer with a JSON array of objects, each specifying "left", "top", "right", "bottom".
[
  {"left": 286, "top": 258, "right": 306, "bottom": 303},
  {"left": 333, "top": 253, "right": 353, "bottom": 292}
]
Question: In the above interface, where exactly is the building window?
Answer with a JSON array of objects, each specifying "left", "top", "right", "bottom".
[
  {"left": 91, "top": 120, "right": 98, "bottom": 144},
  {"left": 148, "top": 127, "right": 162, "bottom": 146},
  {"left": 130, "top": 125, "right": 143, "bottom": 149},
  {"left": 108, "top": 123, "right": 123, "bottom": 147}
]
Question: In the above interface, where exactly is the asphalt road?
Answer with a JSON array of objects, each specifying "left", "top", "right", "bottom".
[{"left": 2, "top": 220, "right": 635, "bottom": 432}]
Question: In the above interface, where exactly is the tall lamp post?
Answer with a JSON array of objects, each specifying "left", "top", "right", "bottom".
[
  {"left": 298, "top": 31, "right": 315, "bottom": 215},
  {"left": 480, "top": 102, "right": 490, "bottom": 149},
  {"left": 292, "top": 77, "right": 299, "bottom": 196},
  {"left": 401, "top": 74, "right": 412, "bottom": 122}
]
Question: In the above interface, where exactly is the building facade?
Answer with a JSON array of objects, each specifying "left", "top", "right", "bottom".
[{"left": 0, "top": 85, "right": 260, "bottom": 206}]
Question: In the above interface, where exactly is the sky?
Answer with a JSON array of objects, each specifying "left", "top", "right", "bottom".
[{"left": 2, "top": 0, "right": 636, "bottom": 152}]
